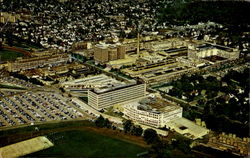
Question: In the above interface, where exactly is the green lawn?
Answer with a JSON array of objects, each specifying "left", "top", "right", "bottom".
[
  {"left": 0, "top": 49, "right": 24, "bottom": 61},
  {"left": 27, "top": 130, "right": 146, "bottom": 158}
]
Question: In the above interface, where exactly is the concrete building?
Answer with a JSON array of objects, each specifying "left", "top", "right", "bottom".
[
  {"left": 108, "top": 46, "right": 118, "bottom": 61},
  {"left": 88, "top": 83, "right": 146, "bottom": 110},
  {"left": 123, "top": 97, "right": 183, "bottom": 128},
  {"left": 117, "top": 45, "right": 126, "bottom": 59},
  {"left": 94, "top": 45, "right": 109, "bottom": 63}
]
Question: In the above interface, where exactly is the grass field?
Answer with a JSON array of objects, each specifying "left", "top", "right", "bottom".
[
  {"left": 27, "top": 130, "right": 147, "bottom": 158},
  {"left": 0, "top": 49, "right": 24, "bottom": 61}
]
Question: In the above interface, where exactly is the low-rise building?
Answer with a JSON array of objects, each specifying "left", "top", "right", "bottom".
[
  {"left": 166, "top": 117, "right": 209, "bottom": 140},
  {"left": 7, "top": 53, "right": 69, "bottom": 72},
  {"left": 204, "top": 133, "right": 250, "bottom": 157}
]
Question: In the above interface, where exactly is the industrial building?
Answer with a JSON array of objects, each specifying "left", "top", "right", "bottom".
[
  {"left": 7, "top": 53, "right": 69, "bottom": 72},
  {"left": 61, "top": 74, "right": 128, "bottom": 92},
  {"left": 188, "top": 43, "right": 240, "bottom": 60},
  {"left": 94, "top": 44, "right": 125, "bottom": 63},
  {"left": 123, "top": 97, "right": 183, "bottom": 128}
]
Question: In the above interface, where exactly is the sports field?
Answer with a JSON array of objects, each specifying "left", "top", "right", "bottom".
[{"left": 27, "top": 130, "right": 147, "bottom": 158}]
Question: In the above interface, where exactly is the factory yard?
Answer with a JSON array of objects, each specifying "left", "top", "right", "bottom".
[{"left": 0, "top": 91, "right": 87, "bottom": 128}]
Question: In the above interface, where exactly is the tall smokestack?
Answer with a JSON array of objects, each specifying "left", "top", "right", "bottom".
[{"left": 137, "top": 32, "right": 140, "bottom": 57}]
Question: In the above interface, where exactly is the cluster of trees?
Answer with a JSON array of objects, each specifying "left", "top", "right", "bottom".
[
  {"left": 143, "top": 128, "right": 170, "bottom": 158},
  {"left": 143, "top": 128, "right": 192, "bottom": 158},
  {"left": 3, "top": 29, "right": 43, "bottom": 49},
  {"left": 168, "top": 74, "right": 221, "bottom": 101},
  {"left": 94, "top": 115, "right": 112, "bottom": 129},
  {"left": 201, "top": 69, "right": 249, "bottom": 137},
  {"left": 122, "top": 120, "right": 143, "bottom": 136},
  {"left": 95, "top": 117, "right": 193, "bottom": 157},
  {"left": 158, "top": 1, "right": 250, "bottom": 27},
  {"left": 158, "top": 1, "right": 250, "bottom": 53},
  {"left": 203, "top": 112, "right": 248, "bottom": 138},
  {"left": 168, "top": 68, "right": 249, "bottom": 137}
]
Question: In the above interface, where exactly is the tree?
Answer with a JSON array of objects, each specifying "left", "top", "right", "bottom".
[
  {"left": 59, "top": 87, "right": 65, "bottom": 93},
  {"left": 95, "top": 115, "right": 105, "bottom": 127},
  {"left": 0, "top": 41, "right": 2, "bottom": 50},
  {"left": 143, "top": 128, "right": 159, "bottom": 144},
  {"left": 103, "top": 118, "right": 111, "bottom": 128},
  {"left": 150, "top": 140, "right": 172, "bottom": 158},
  {"left": 131, "top": 125, "right": 143, "bottom": 136},
  {"left": 172, "top": 135, "right": 192, "bottom": 154},
  {"left": 123, "top": 120, "right": 133, "bottom": 133}
]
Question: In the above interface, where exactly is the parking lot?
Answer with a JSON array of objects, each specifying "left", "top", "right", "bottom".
[
  {"left": 0, "top": 76, "right": 38, "bottom": 89},
  {"left": 0, "top": 91, "right": 87, "bottom": 128}
]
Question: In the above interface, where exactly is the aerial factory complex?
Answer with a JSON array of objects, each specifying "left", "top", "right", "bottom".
[{"left": 0, "top": 0, "right": 249, "bottom": 157}]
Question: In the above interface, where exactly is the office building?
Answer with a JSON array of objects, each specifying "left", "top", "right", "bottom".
[
  {"left": 88, "top": 83, "right": 146, "bottom": 110},
  {"left": 123, "top": 97, "right": 183, "bottom": 128}
]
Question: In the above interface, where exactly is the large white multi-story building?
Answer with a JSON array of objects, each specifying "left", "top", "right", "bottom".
[
  {"left": 88, "top": 83, "right": 146, "bottom": 110},
  {"left": 123, "top": 97, "right": 183, "bottom": 128}
]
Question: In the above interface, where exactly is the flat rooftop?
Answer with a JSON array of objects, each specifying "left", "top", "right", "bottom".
[
  {"left": 62, "top": 74, "right": 136, "bottom": 93},
  {"left": 127, "top": 97, "right": 181, "bottom": 114},
  {"left": 166, "top": 117, "right": 209, "bottom": 140},
  {"left": 197, "top": 43, "right": 234, "bottom": 52}
]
